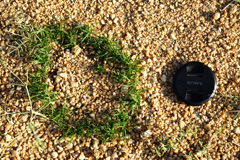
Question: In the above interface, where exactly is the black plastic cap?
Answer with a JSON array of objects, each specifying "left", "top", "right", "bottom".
[{"left": 172, "top": 62, "right": 217, "bottom": 106}]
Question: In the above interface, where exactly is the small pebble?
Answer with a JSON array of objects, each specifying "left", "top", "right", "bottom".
[
  {"left": 72, "top": 45, "right": 82, "bottom": 55},
  {"left": 5, "top": 134, "right": 11, "bottom": 142},
  {"left": 170, "top": 32, "right": 177, "bottom": 40},
  {"left": 179, "top": 25, "right": 184, "bottom": 31},
  {"left": 230, "top": 6, "right": 238, "bottom": 14},
  {"left": 57, "top": 146, "right": 63, "bottom": 152},
  {"left": 161, "top": 74, "right": 167, "bottom": 82},
  {"left": 113, "top": 17, "right": 118, "bottom": 24},
  {"left": 234, "top": 127, "right": 240, "bottom": 134},
  {"left": 11, "top": 150, "right": 19, "bottom": 157},
  {"left": 160, "top": 4, "right": 164, "bottom": 8},
  {"left": 66, "top": 143, "right": 73, "bottom": 150},
  {"left": 121, "top": 85, "right": 128, "bottom": 93},
  {"left": 79, "top": 153, "right": 85, "bottom": 160},
  {"left": 170, "top": 5, "right": 174, "bottom": 10},
  {"left": 107, "top": 149, "right": 113, "bottom": 156},
  {"left": 142, "top": 130, "right": 152, "bottom": 138},
  {"left": 90, "top": 112, "right": 96, "bottom": 120},
  {"left": 22, "top": 114, "right": 29, "bottom": 122},
  {"left": 51, "top": 151, "right": 58, "bottom": 158},
  {"left": 167, "top": 49, "right": 174, "bottom": 56},
  {"left": 5, "top": 123, "right": 12, "bottom": 132},
  {"left": 58, "top": 72, "right": 68, "bottom": 78},
  {"left": 16, "top": 86, "right": 22, "bottom": 91},
  {"left": 180, "top": 121, "right": 186, "bottom": 129},
  {"left": 213, "top": 12, "right": 220, "bottom": 20},
  {"left": 196, "top": 26, "right": 201, "bottom": 31},
  {"left": 125, "top": 32, "right": 132, "bottom": 40},
  {"left": 142, "top": 70, "right": 148, "bottom": 78},
  {"left": 161, "top": 44, "right": 166, "bottom": 50}
]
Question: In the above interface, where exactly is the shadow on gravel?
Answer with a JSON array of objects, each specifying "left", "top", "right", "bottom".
[
  {"left": 198, "top": 0, "right": 234, "bottom": 23},
  {"left": 199, "top": 10, "right": 214, "bottom": 22},
  {"left": 158, "top": 57, "right": 187, "bottom": 104},
  {"left": 236, "top": 150, "right": 240, "bottom": 159}
]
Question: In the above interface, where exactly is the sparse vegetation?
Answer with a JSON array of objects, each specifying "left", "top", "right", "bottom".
[
  {"left": 155, "top": 91, "right": 240, "bottom": 159},
  {"left": 216, "top": 93, "right": 240, "bottom": 135},
  {"left": 155, "top": 125, "right": 210, "bottom": 159}
]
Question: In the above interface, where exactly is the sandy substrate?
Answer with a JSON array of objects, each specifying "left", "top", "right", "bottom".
[{"left": 0, "top": 0, "right": 240, "bottom": 159}]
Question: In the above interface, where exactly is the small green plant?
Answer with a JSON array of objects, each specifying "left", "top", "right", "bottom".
[
  {"left": 183, "top": 140, "right": 209, "bottom": 160},
  {"left": 95, "top": 64, "right": 106, "bottom": 73},
  {"left": 155, "top": 125, "right": 209, "bottom": 159},
  {"left": 155, "top": 125, "right": 191, "bottom": 157},
  {"left": 216, "top": 92, "right": 240, "bottom": 135},
  {"left": 0, "top": 60, "right": 41, "bottom": 158}
]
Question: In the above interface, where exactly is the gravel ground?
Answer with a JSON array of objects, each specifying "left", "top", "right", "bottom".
[{"left": 0, "top": 0, "right": 240, "bottom": 159}]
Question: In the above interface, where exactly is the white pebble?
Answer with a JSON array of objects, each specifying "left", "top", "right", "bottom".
[
  {"left": 93, "top": 138, "right": 99, "bottom": 150},
  {"left": 57, "top": 146, "right": 63, "bottom": 152},
  {"left": 196, "top": 26, "right": 202, "bottom": 31},
  {"left": 161, "top": 74, "right": 167, "bottom": 82},
  {"left": 142, "top": 130, "right": 152, "bottom": 138},
  {"left": 142, "top": 70, "right": 148, "bottom": 78},
  {"left": 101, "top": 20, "right": 105, "bottom": 25},
  {"left": 170, "top": 32, "right": 177, "bottom": 40},
  {"left": 72, "top": 45, "right": 82, "bottom": 55},
  {"left": 213, "top": 12, "right": 220, "bottom": 20},
  {"left": 66, "top": 143, "right": 73, "bottom": 150},
  {"left": 59, "top": 73, "right": 68, "bottom": 78},
  {"left": 51, "top": 152, "right": 58, "bottom": 158},
  {"left": 179, "top": 25, "right": 184, "bottom": 31},
  {"left": 161, "top": 45, "right": 166, "bottom": 50},
  {"left": 79, "top": 153, "right": 85, "bottom": 160},
  {"left": 72, "top": 82, "right": 79, "bottom": 88},
  {"left": 234, "top": 127, "right": 240, "bottom": 134},
  {"left": 16, "top": 86, "right": 22, "bottom": 91},
  {"left": 156, "top": 67, "right": 161, "bottom": 73},
  {"left": 5, "top": 134, "right": 11, "bottom": 142},
  {"left": 22, "top": 114, "right": 29, "bottom": 122},
  {"left": 113, "top": 17, "right": 118, "bottom": 24},
  {"left": 170, "top": 5, "right": 174, "bottom": 10}
]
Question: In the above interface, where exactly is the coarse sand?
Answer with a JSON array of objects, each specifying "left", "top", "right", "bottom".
[{"left": 0, "top": 0, "right": 240, "bottom": 159}]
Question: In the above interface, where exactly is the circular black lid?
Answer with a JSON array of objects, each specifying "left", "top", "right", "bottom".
[{"left": 172, "top": 61, "right": 217, "bottom": 106}]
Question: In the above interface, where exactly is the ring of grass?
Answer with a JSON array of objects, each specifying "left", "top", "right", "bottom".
[{"left": 7, "top": 21, "right": 145, "bottom": 143}]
